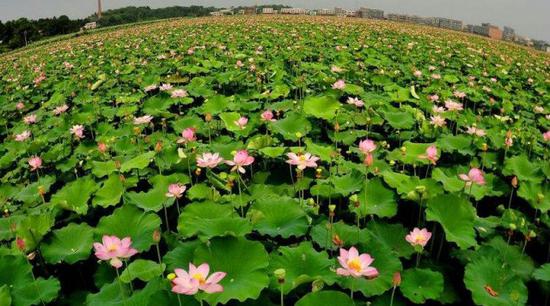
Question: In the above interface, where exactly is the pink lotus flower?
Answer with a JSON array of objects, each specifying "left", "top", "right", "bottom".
[
  {"left": 260, "top": 110, "right": 276, "bottom": 122},
  {"left": 70, "top": 125, "right": 85, "bottom": 139},
  {"left": 93, "top": 235, "right": 138, "bottom": 269},
  {"left": 226, "top": 150, "right": 255, "bottom": 173},
  {"left": 453, "top": 91, "right": 466, "bottom": 99},
  {"left": 63, "top": 61, "right": 74, "bottom": 69},
  {"left": 159, "top": 83, "right": 173, "bottom": 91},
  {"left": 196, "top": 152, "right": 224, "bottom": 168},
  {"left": 336, "top": 247, "right": 379, "bottom": 278},
  {"left": 405, "top": 228, "right": 432, "bottom": 248},
  {"left": 53, "top": 104, "right": 69, "bottom": 115},
  {"left": 134, "top": 115, "right": 153, "bottom": 125},
  {"left": 428, "top": 65, "right": 436, "bottom": 71},
  {"left": 359, "top": 139, "right": 377, "bottom": 154},
  {"left": 420, "top": 145, "right": 438, "bottom": 165},
  {"left": 16, "top": 102, "right": 25, "bottom": 110},
  {"left": 444, "top": 100, "right": 463, "bottom": 111},
  {"left": 466, "top": 126, "right": 486, "bottom": 137},
  {"left": 171, "top": 89, "right": 188, "bottom": 98},
  {"left": 178, "top": 128, "right": 196, "bottom": 144},
  {"left": 504, "top": 136, "right": 513, "bottom": 148},
  {"left": 346, "top": 97, "right": 364, "bottom": 107},
  {"left": 286, "top": 152, "right": 320, "bottom": 170},
  {"left": 331, "top": 65, "right": 343, "bottom": 73},
  {"left": 428, "top": 94, "right": 439, "bottom": 102},
  {"left": 98, "top": 142, "right": 108, "bottom": 153},
  {"left": 166, "top": 184, "right": 186, "bottom": 198},
  {"left": 15, "top": 130, "right": 31, "bottom": 142},
  {"left": 234, "top": 117, "right": 248, "bottom": 129},
  {"left": 235, "top": 60, "right": 244, "bottom": 68},
  {"left": 413, "top": 70, "right": 422, "bottom": 78},
  {"left": 431, "top": 73, "right": 441, "bottom": 80},
  {"left": 171, "top": 263, "right": 226, "bottom": 295},
  {"left": 432, "top": 106, "right": 445, "bottom": 113},
  {"left": 544, "top": 131, "right": 550, "bottom": 142},
  {"left": 459, "top": 168, "right": 485, "bottom": 186},
  {"left": 28, "top": 156, "right": 42, "bottom": 171},
  {"left": 430, "top": 115, "right": 446, "bottom": 127},
  {"left": 144, "top": 84, "right": 158, "bottom": 92},
  {"left": 23, "top": 114, "right": 37, "bottom": 125},
  {"left": 332, "top": 80, "right": 346, "bottom": 90}
]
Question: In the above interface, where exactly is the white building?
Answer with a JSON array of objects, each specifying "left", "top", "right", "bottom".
[
  {"left": 262, "top": 7, "right": 275, "bottom": 14},
  {"left": 280, "top": 8, "right": 308, "bottom": 15},
  {"left": 83, "top": 22, "right": 97, "bottom": 30}
]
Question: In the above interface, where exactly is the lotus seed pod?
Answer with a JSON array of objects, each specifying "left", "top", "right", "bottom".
[
  {"left": 167, "top": 273, "right": 176, "bottom": 281},
  {"left": 295, "top": 132, "right": 302, "bottom": 138},
  {"left": 496, "top": 204, "right": 505, "bottom": 213},
  {"left": 482, "top": 143, "right": 488, "bottom": 151},
  {"left": 274, "top": 268, "right": 286, "bottom": 283},
  {"left": 415, "top": 185, "right": 426, "bottom": 194},
  {"left": 389, "top": 160, "right": 396, "bottom": 166},
  {"left": 528, "top": 230, "right": 536, "bottom": 238},
  {"left": 406, "top": 190, "right": 419, "bottom": 201},
  {"left": 509, "top": 223, "right": 517, "bottom": 230},
  {"left": 328, "top": 204, "right": 336, "bottom": 212},
  {"left": 312, "top": 279, "right": 324, "bottom": 292}
]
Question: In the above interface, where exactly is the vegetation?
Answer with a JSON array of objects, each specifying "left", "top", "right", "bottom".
[{"left": 0, "top": 16, "right": 549, "bottom": 306}]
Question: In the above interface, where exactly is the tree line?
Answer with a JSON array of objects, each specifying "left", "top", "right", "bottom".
[{"left": 0, "top": 5, "right": 217, "bottom": 53}]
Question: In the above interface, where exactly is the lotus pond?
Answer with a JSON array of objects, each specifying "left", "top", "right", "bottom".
[{"left": 0, "top": 16, "right": 549, "bottom": 306}]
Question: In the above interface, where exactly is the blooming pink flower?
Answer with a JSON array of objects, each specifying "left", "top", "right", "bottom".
[
  {"left": 428, "top": 94, "right": 439, "bottom": 102},
  {"left": 166, "top": 184, "right": 186, "bottom": 198},
  {"left": 93, "top": 235, "right": 138, "bottom": 269},
  {"left": 178, "top": 128, "right": 196, "bottom": 144},
  {"left": 226, "top": 150, "right": 254, "bottom": 173},
  {"left": 234, "top": 117, "right": 248, "bottom": 129},
  {"left": 459, "top": 168, "right": 485, "bottom": 186},
  {"left": 428, "top": 65, "right": 436, "bottom": 71},
  {"left": 332, "top": 80, "right": 346, "bottom": 90},
  {"left": 359, "top": 139, "right": 377, "bottom": 154},
  {"left": 260, "top": 110, "right": 276, "bottom": 122},
  {"left": 336, "top": 247, "right": 379, "bottom": 279},
  {"left": 405, "top": 228, "right": 432, "bottom": 248},
  {"left": 331, "top": 65, "right": 343, "bottom": 73},
  {"left": 144, "top": 84, "right": 157, "bottom": 92},
  {"left": 15, "top": 130, "right": 31, "bottom": 142},
  {"left": 236, "top": 60, "right": 244, "bottom": 68},
  {"left": 430, "top": 115, "right": 446, "bottom": 127},
  {"left": 53, "top": 104, "right": 69, "bottom": 115},
  {"left": 466, "top": 126, "right": 486, "bottom": 137},
  {"left": 28, "top": 156, "right": 42, "bottom": 171},
  {"left": 63, "top": 61, "right": 74, "bottom": 69},
  {"left": 346, "top": 97, "right": 364, "bottom": 107},
  {"left": 196, "top": 152, "right": 224, "bottom": 168},
  {"left": 286, "top": 152, "right": 320, "bottom": 170},
  {"left": 413, "top": 70, "right": 422, "bottom": 78},
  {"left": 134, "top": 115, "right": 153, "bottom": 125},
  {"left": 420, "top": 145, "right": 438, "bottom": 165},
  {"left": 453, "top": 91, "right": 466, "bottom": 99},
  {"left": 171, "top": 89, "right": 188, "bottom": 98},
  {"left": 431, "top": 73, "right": 441, "bottom": 80},
  {"left": 16, "top": 102, "right": 25, "bottom": 110},
  {"left": 171, "top": 263, "right": 226, "bottom": 295},
  {"left": 444, "top": 100, "right": 463, "bottom": 111},
  {"left": 544, "top": 131, "right": 550, "bottom": 142},
  {"left": 504, "top": 136, "right": 513, "bottom": 148},
  {"left": 23, "top": 114, "right": 37, "bottom": 125},
  {"left": 98, "top": 142, "right": 108, "bottom": 153},
  {"left": 159, "top": 83, "right": 173, "bottom": 91},
  {"left": 432, "top": 106, "right": 445, "bottom": 113},
  {"left": 70, "top": 125, "right": 85, "bottom": 139}
]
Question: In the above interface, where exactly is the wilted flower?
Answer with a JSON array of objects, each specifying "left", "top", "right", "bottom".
[
  {"left": 226, "top": 150, "right": 255, "bottom": 173},
  {"left": 431, "top": 73, "right": 441, "bottom": 80},
  {"left": 134, "top": 115, "right": 153, "bottom": 125},
  {"left": 235, "top": 60, "right": 244, "bottom": 68},
  {"left": 171, "top": 263, "right": 226, "bottom": 295},
  {"left": 63, "top": 61, "right": 74, "bottom": 69},
  {"left": 53, "top": 104, "right": 69, "bottom": 115},
  {"left": 166, "top": 184, "right": 186, "bottom": 198},
  {"left": 346, "top": 97, "right": 364, "bottom": 107},
  {"left": 234, "top": 117, "right": 248, "bottom": 129},
  {"left": 459, "top": 168, "right": 485, "bottom": 186},
  {"left": 286, "top": 152, "right": 320, "bottom": 170},
  {"left": 332, "top": 80, "right": 346, "bottom": 90},
  {"left": 15, "top": 130, "right": 31, "bottom": 142},
  {"left": 336, "top": 247, "right": 379, "bottom": 278},
  {"left": 23, "top": 114, "right": 37, "bottom": 125},
  {"left": 171, "top": 89, "right": 188, "bottom": 98},
  {"left": 28, "top": 156, "right": 42, "bottom": 171},
  {"left": 534, "top": 106, "right": 544, "bottom": 113},
  {"left": 93, "top": 235, "right": 138, "bottom": 269},
  {"left": 260, "top": 110, "right": 276, "bottom": 122},
  {"left": 405, "top": 228, "right": 432, "bottom": 248},
  {"left": 70, "top": 125, "right": 85, "bottom": 139},
  {"left": 196, "top": 152, "right": 224, "bottom": 168},
  {"left": 504, "top": 131, "right": 513, "bottom": 148}
]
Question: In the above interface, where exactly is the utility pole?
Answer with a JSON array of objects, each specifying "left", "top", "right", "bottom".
[{"left": 97, "top": 0, "right": 102, "bottom": 19}]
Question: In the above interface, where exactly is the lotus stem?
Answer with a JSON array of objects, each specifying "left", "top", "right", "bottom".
[
  {"left": 115, "top": 268, "right": 128, "bottom": 306},
  {"left": 390, "top": 285, "right": 396, "bottom": 306},
  {"left": 162, "top": 200, "right": 170, "bottom": 231}
]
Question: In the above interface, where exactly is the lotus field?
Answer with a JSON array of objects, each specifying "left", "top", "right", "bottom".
[{"left": 0, "top": 16, "right": 549, "bottom": 305}]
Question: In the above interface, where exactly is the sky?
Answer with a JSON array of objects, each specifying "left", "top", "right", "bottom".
[{"left": 0, "top": 0, "right": 548, "bottom": 41}]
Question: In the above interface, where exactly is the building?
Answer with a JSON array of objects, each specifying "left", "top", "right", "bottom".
[
  {"left": 280, "top": 8, "right": 308, "bottom": 15},
  {"left": 243, "top": 7, "right": 256, "bottom": 15},
  {"left": 316, "top": 9, "right": 335, "bottom": 16},
  {"left": 503, "top": 26, "right": 515, "bottom": 41},
  {"left": 262, "top": 7, "right": 275, "bottom": 14},
  {"left": 481, "top": 23, "right": 503, "bottom": 40},
  {"left": 83, "top": 22, "right": 97, "bottom": 30},
  {"left": 436, "top": 18, "right": 463, "bottom": 31},
  {"left": 358, "top": 7, "right": 384, "bottom": 19},
  {"left": 334, "top": 7, "right": 346, "bottom": 16},
  {"left": 532, "top": 40, "right": 549, "bottom": 52},
  {"left": 210, "top": 9, "right": 233, "bottom": 16}
]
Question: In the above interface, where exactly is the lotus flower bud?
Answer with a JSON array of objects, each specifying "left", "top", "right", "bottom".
[
  {"left": 155, "top": 141, "right": 163, "bottom": 152},
  {"left": 537, "top": 193, "right": 544, "bottom": 203},
  {"left": 38, "top": 186, "right": 46, "bottom": 196},
  {"left": 400, "top": 146, "right": 407, "bottom": 154},
  {"left": 482, "top": 143, "right": 488, "bottom": 151},
  {"left": 152, "top": 229, "right": 161, "bottom": 243},
  {"left": 307, "top": 198, "right": 315, "bottom": 206},
  {"left": 392, "top": 272, "right": 401, "bottom": 287},
  {"left": 415, "top": 185, "right": 426, "bottom": 194},
  {"left": 177, "top": 148, "right": 187, "bottom": 159},
  {"left": 274, "top": 268, "right": 286, "bottom": 284},
  {"left": 16, "top": 237, "right": 26, "bottom": 251},
  {"left": 205, "top": 113, "right": 213, "bottom": 122},
  {"left": 195, "top": 168, "right": 202, "bottom": 176},
  {"left": 27, "top": 252, "right": 36, "bottom": 261},
  {"left": 511, "top": 176, "right": 518, "bottom": 188},
  {"left": 496, "top": 204, "right": 505, "bottom": 213}
]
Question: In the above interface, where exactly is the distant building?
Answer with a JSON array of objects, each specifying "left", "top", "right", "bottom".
[
  {"left": 210, "top": 9, "right": 232, "bottom": 16},
  {"left": 436, "top": 18, "right": 463, "bottom": 31},
  {"left": 481, "top": 23, "right": 503, "bottom": 39},
  {"left": 334, "top": 7, "right": 346, "bottom": 16},
  {"left": 83, "top": 22, "right": 97, "bottom": 30},
  {"left": 503, "top": 26, "right": 515, "bottom": 41},
  {"left": 262, "top": 7, "right": 275, "bottom": 14},
  {"left": 532, "top": 40, "right": 549, "bottom": 51},
  {"left": 280, "top": 8, "right": 308, "bottom": 15},
  {"left": 317, "top": 9, "right": 335, "bottom": 16},
  {"left": 358, "top": 7, "right": 384, "bottom": 19},
  {"left": 243, "top": 7, "right": 256, "bottom": 15}
]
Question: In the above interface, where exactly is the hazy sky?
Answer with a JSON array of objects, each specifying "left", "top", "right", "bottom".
[{"left": 0, "top": 0, "right": 548, "bottom": 41}]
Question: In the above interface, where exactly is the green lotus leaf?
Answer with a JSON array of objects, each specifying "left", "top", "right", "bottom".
[
  {"left": 366, "top": 221, "right": 415, "bottom": 258},
  {"left": 503, "top": 155, "right": 543, "bottom": 183},
  {"left": 269, "top": 242, "right": 337, "bottom": 294},
  {"left": 15, "top": 213, "right": 55, "bottom": 250},
  {"left": 437, "top": 134, "right": 475, "bottom": 156},
  {"left": 295, "top": 290, "right": 353, "bottom": 306},
  {"left": 311, "top": 220, "right": 370, "bottom": 250},
  {"left": 303, "top": 95, "right": 341, "bottom": 120},
  {"left": 517, "top": 181, "right": 550, "bottom": 212},
  {"left": 271, "top": 112, "right": 312, "bottom": 141},
  {"left": 400, "top": 268, "right": 444, "bottom": 304},
  {"left": 193, "top": 237, "right": 270, "bottom": 305},
  {"left": 120, "top": 151, "right": 156, "bottom": 173},
  {"left": 96, "top": 205, "right": 161, "bottom": 252},
  {"left": 41, "top": 223, "right": 95, "bottom": 264},
  {"left": 382, "top": 110, "right": 415, "bottom": 129},
  {"left": 464, "top": 256, "right": 528, "bottom": 306},
  {"left": 93, "top": 174, "right": 124, "bottom": 208},
  {"left": 120, "top": 259, "right": 165, "bottom": 283},
  {"left": 13, "top": 175, "right": 55, "bottom": 205},
  {"left": 385, "top": 142, "right": 433, "bottom": 165},
  {"left": 50, "top": 176, "right": 98, "bottom": 215},
  {"left": 177, "top": 201, "right": 252, "bottom": 240},
  {"left": 248, "top": 196, "right": 308, "bottom": 238},
  {"left": 533, "top": 264, "right": 550, "bottom": 282},
  {"left": 259, "top": 147, "right": 286, "bottom": 158},
  {"left": 91, "top": 160, "right": 118, "bottom": 178},
  {"left": 330, "top": 170, "right": 364, "bottom": 196},
  {"left": 352, "top": 177, "right": 397, "bottom": 218},
  {"left": 426, "top": 194, "right": 477, "bottom": 249}
]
